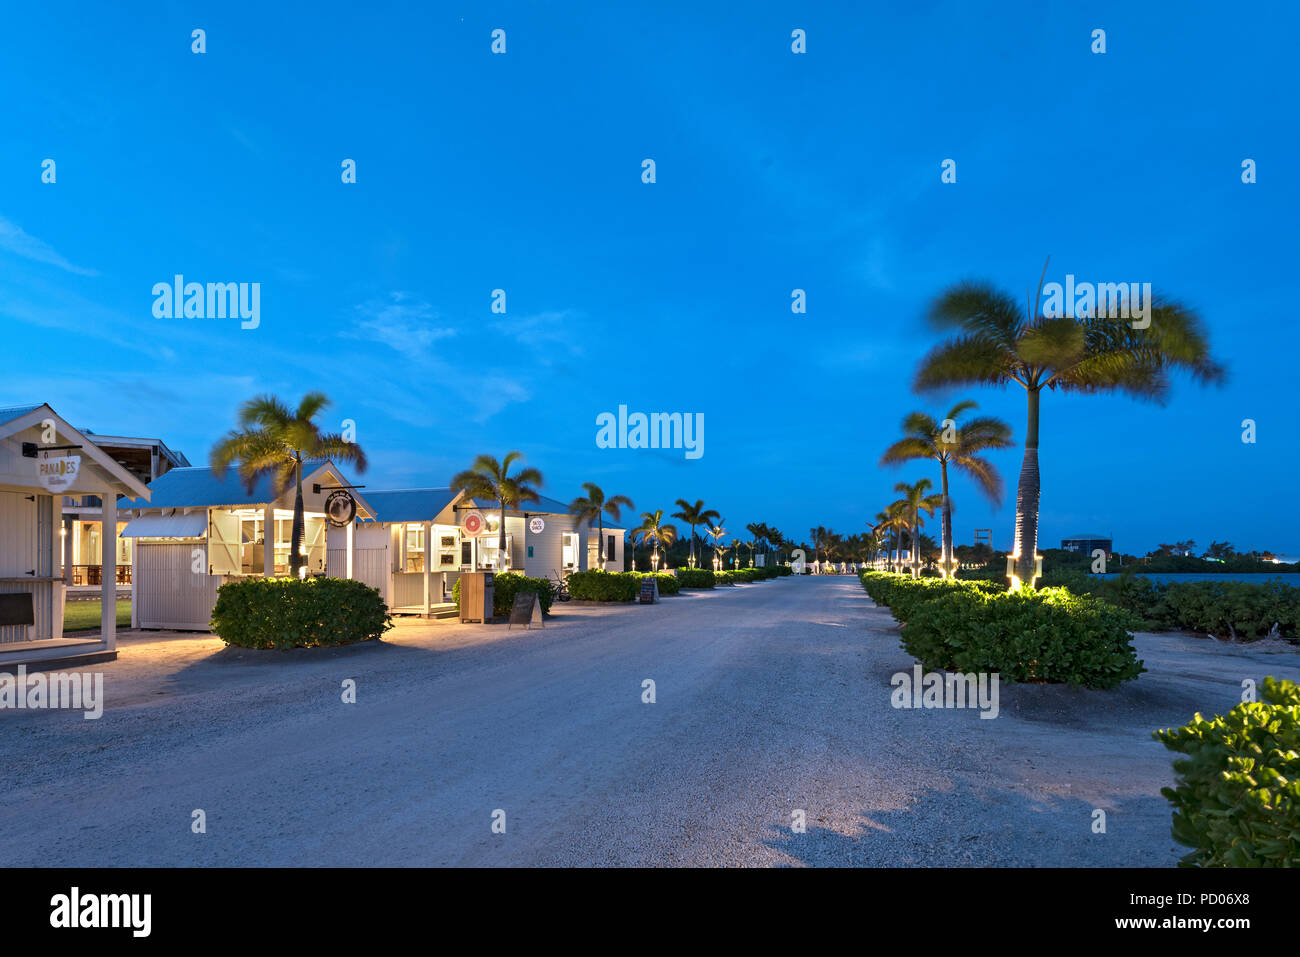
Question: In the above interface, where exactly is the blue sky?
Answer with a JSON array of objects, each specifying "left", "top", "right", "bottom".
[{"left": 2, "top": 1, "right": 1295, "bottom": 555}]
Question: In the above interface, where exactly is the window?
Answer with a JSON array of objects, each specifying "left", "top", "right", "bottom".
[
  {"left": 405, "top": 525, "right": 426, "bottom": 572},
  {"left": 461, "top": 540, "right": 473, "bottom": 566}
]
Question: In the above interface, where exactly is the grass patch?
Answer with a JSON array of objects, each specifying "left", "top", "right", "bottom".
[{"left": 63, "top": 599, "right": 132, "bottom": 632}]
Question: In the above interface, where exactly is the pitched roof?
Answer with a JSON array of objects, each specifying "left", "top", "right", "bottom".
[
  {"left": 0, "top": 405, "right": 41, "bottom": 426},
  {"left": 119, "top": 461, "right": 347, "bottom": 509},
  {"left": 362, "top": 488, "right": 459, "bottom": 523}
]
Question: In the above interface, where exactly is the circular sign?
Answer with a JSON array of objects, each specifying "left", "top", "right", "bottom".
[
  {"left": 529, "top": 516, "right": 545, "bottom": 534},
  {"left": 325, "top": 489, "right": 357, "bottom": 528},
  {"left": 462, "top": 510, "right": 485, "bottom": 537}
]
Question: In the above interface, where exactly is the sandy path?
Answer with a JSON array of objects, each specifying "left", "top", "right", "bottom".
[{"left": 2, "top": 576, "right": 1296, "bottom": 866}]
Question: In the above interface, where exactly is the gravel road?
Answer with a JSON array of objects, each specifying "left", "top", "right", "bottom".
[{"left": 3, "top": 575, "right": 1297, "bottom": 866}]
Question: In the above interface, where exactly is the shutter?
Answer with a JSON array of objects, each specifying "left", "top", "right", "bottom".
[{"left": 207, "top": 509, "right": 241, "bottom": 575}]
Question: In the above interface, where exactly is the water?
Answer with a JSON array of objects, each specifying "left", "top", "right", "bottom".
[{"left": 1095, "top": 572, "right": 1300, "bottom": 585}]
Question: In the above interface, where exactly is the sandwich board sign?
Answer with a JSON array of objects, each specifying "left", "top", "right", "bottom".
[
  {"left": 639, "top": 578, "right": 659, "bottom": 604},
  {"left": 508, "top": 591, "right": 543, "bottom": 630},
  {"left": 37, "top": 453, "right": 80, "bottom": 493}
]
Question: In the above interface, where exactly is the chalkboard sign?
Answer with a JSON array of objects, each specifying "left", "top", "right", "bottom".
[
  {"left": 0, "top": 593, "right": 35, "bottom": 627},
  {"left": 508, "top": 591, "right": 543, "bottom": 630},
  {"left": 639, "top": 578, "right": 659, "bottom": 604}
]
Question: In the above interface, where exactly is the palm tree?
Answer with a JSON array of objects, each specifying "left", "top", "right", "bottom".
[
  {"left": 705, "top": 518, "right": 728, "bottom": 569},
  {"left": 880, "top": 400, "right": 1013, "bottom": 578},
  {"left": 450, "top": 452, "right": 543, "bottom": 569},
  {"left": 916, "top": 262, "right": 1224, "bottom": 587},
  {"left": 745, "top": 522, "right": 768, "bottom": 567},
  {"left": 883, "top": 502, "right": 911, "bottom": 573},
  {"left": 210, "top": 392, "right": 367, "bottom": 577},
  {"left": 568, "top": 483, "right": 634, "bottom": 569},
  {"left": 635, "top": 510, "right": 678, "bottom": 568},
  {"left": 671, "top": 499, "right": 720, "bottom": 568},
  {"left": 894, "top": 479, "right": 943, "bottom": 576}
]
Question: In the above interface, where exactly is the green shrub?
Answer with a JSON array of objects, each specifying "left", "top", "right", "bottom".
[
  {"left": 676, "top": 568, "right": 716, "bottom": 589},
  {"left": 776, "top": 565, "right": 793, "bottom": 577},
  {"left": 1154, "top": 677, "right": 1300, "bottom": 867},
  {"left": 452, "top": 572, "right": 556, "bottom": 618},
  {"left": 639, "top": 571, "right": 680, "bottom": 595},
  {"left": 210, "top": 576, "right": 391, "bottom": 650},
  {"left": 900, "top": 586, "right": 1145, "bottom": 688},
  {"left": 568, "top": 570, "right": 639, "bottom": 601}
]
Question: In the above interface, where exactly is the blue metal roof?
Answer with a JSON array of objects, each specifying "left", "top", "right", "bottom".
[
  {"left": 119, "top": 461, "right": 338, "bottom": 509},
  {"left": 0, "top": 405, "right": 41, "bottom": 426},
  {"left": 363, "top": 488, "right": 459, "bottom": 523}
]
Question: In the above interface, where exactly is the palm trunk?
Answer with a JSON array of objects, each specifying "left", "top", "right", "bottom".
[
  {"left": 290, "top": 454, "right": 305, "bottom": 576},
  {"left": 910, "top": 513, "right": 921, "bottom": 577},
  {"left": 499, "top": 504, "right": 507, "bottom": 570},
  {"left": 1012, "top": 388, "right": 1042, "bottom": 588},
  {"left": 940, "top": 459, "right": 954, "bottom": 577}
]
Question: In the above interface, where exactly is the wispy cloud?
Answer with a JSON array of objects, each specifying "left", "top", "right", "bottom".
[
  {"left": 0, "top": 216, "right": 98, "bottom": 276},
  {"left": 348, "top": 292, "right": 457, "bottom": 360}
]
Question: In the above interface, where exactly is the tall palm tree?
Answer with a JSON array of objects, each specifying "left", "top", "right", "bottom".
[
  {"left": 705, "top": 518, "right": 728, "bottom": 569},
  {"left": 745, "top": 522, "right": 768, "bottom": 567},
  {"left": 883, "top": 501, "right": 912, "bottom": 573},
  {"left": 568, "top": 483, "right": 634, "bottom": 568},
  {"left": 894, "top": 479, "right": 943, "bottom": 576},
  {"left": 671, "top": 499, "right": 720, "bottom": 568},
  {"left": 915, "top": 262, "right": 1224, "bottom": 587},
  {"left": 880, "top": 400, "right": 1013, "bottom": 578},
  {"left": 635, "top": 510, "right": 678, "bottom": 568},
  {"left": 808, "top": 525, "right": 829, "bottom": 563},
  {"left": 210, "top": 392, "right": 367, "bottom": 577},
  {"left": 450, "top": 452, "right": 543, "bottom": 569}
]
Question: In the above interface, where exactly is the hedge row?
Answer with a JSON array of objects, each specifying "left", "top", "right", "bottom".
[
  {"left": 210, "top": 576, "right": 392, "bottom": 649},
  {"left": 567, "top": 567, "right": 783, "bottom": 600},
  {"left": 567, "top": 570, "right": 679, "bottom": 601},
  {"left": 1154, "top": 676, "right": 1300, "bottom": 866},
  {"left": 859, "top": 571, "right": 1002, "bottom": 622}
]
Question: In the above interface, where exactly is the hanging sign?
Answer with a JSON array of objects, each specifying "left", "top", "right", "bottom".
[
  {"left": 324, "top": 489, "right": 357, "bottom": 528},
  {"left": 529, "top": 516, "right": 545, "bottom": 534},
  {"left": 36, "top": 453, "right": 80, "bottom": 493},
  {"left": 462, "top": 510, "right": 485, "bottom": 537}
]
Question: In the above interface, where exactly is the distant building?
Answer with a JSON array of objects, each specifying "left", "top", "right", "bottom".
[
  {"left": 61, "top": 431, "right": 189, "bottom": 591},
  {"left": 1061, "top": 534, "right": 1112, "bottom": 557}
]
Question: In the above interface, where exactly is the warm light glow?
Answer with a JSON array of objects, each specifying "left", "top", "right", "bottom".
[{"left": 298, "top": 565, "right": 308, "bottom": 580}]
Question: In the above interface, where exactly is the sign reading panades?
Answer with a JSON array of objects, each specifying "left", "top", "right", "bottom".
[
  {"left": 37, "top": 454, "right": 80, "bottom": 493},
  {"left": 529, "top": 516, "right": 545, "bottom": 534},
  {"left": 462, "top": 510, "right": 485, "bottom": 537}
]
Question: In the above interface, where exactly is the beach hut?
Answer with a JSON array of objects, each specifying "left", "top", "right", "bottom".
[
  {"left": 325, "top": 491, "right": 627, "bottom": 616},
  {"left": 118, "top": 461, "right": 375, "bottom": 631},
  {"left": 0, "top": 404, "right": 151, "bottom": 667}
]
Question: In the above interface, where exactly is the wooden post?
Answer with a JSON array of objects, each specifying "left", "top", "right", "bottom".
[
  {"left": 422, "top": 521, "right": 431, "bottom": 615},
  {"left": 100, "top": 489, "right": 116, "bottom": 650},
  {"left": 263, "top": 504, "right": 274, "bottom": 576},
  {"left": 346, "top": 519, "right": 355, "bottom": 579}
]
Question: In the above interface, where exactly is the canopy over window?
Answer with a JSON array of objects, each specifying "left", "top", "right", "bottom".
[{"left": 120, "top": 513, "right": 208, "bottom": 539}]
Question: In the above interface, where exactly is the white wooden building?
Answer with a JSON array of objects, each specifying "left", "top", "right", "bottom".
[
  {"left": 0, "top": 405, "right": 151, "bottom": 668},
  {"left": 326, "top": 490, "right": 626, "bottom": 617},
  {"left": 118, "top": 460, "right": 376, "bottom": 631}
]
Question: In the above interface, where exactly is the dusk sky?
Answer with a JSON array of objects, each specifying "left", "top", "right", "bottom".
[{"left": 2, "top": 2, "right": 1294, "bottom": 554}]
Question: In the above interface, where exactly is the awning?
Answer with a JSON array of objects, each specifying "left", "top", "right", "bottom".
[{"left": 120, "top": 513, "right": 208, "bottom": 539}]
